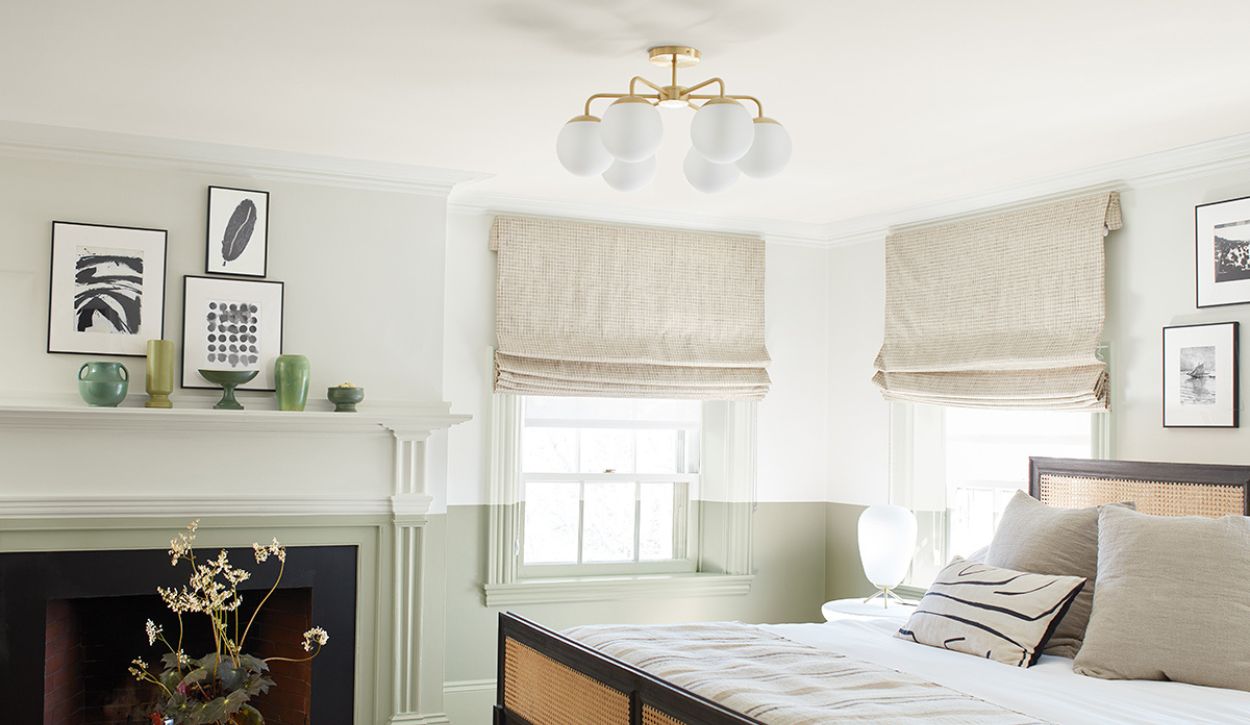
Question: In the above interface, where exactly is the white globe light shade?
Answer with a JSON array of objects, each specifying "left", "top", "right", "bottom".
[
  {"left": 683, "top": 148, "right": 739, "bottom": 193},
  {"left": 690, "top": 98, "right": 755, "bottom": 163},
  {"left": 556, "top": 115, "right": 613, "bottom": 177},
  {"left": 857, "top": 505, "right": 918, "bottom": 590},
  {"left": 602, "top": 156, "right": 656, "bottom": 192},
  {"left": 736, "top": 118, "right": 792, "bottom": 178},
  {"left": 600, "top": 96, "right": 663, "bottom": 162}
]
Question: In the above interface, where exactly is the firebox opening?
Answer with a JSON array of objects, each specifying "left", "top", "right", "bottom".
[{"left": 44, "top": 589, "right": 314, "bottom": 725}]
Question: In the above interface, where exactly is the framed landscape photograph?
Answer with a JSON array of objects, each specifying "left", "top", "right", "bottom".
[
  {"left": 181, "top": 276, "right": 284, "bottom": 391},
  {"left": 47, "top": 221, "right": 167, "bottom": 356},
  {"left": 1196, "top": 195, "right": 1250, "bottom": 308},
  {"left": 1163, "top": 321, "right": 1238, "bottom": 428},
  {"left": 206, "top": 186, "right": 269, "bottom": 277}
]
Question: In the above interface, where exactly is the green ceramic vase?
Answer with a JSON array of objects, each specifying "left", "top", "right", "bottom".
[
  {"left": 274, "top": 354, "right": 310, "bottom": 412},
  {"left": 77, "top": 362, "right": 129, "bottom": 407}
]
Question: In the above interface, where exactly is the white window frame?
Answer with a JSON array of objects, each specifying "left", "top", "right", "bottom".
[
  {"left": 889, "top": 389, "right": 1112, "bottom": 594},
  {"left": 484, "top": 390, "right": 757, "bottom": 606}
]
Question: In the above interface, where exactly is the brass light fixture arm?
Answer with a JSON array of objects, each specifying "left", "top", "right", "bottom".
[
  {"left": 629, "top": 75, "right": 665, "bottom": 96},
  {"left": 684, "top": 76, "right": 726, "bottom": 97},
  {"left": 582, "top": 92, "right": 660, "bottom": 116},
  {"left": 688, "top": 93, "right": 764, "bottom": 118}
]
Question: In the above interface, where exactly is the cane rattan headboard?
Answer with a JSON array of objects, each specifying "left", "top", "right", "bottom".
[{"left": 1029, "top": 457, "right": 1250, "bottom": 518}]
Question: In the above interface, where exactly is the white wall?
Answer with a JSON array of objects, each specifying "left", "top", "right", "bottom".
[
  {"left": 441, "top": 209, "right": 834, "bottom": 506},
  {"left": 0, "top": 155, "right": 449, "bottom": 405},
  {"left": 1107, "top": 171, "right": 1250, "bottom": 463},
  {"left": 825, "top": 238, "right": 891, "bottom": 506}
]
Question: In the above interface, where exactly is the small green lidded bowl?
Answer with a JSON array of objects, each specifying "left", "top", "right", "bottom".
[{"left": 327, "top": 382, "right": 364, "bottom": 413}]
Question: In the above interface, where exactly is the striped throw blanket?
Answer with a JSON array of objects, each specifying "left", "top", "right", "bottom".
[{"left": 565, "top": 622, "right": 1045, "bottom": 724}]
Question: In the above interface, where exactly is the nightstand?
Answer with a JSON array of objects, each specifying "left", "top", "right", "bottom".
[{"left": 821, "top": 597, "right": 916, "bottom": 622}]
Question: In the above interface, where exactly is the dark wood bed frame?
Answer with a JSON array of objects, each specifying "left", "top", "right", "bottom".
[{"left": 496, "top": 457, "right": 1250, "bottom": 725}]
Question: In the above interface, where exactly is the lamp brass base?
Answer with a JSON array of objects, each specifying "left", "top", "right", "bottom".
[
  {"left": 648, "top": 46, "right": 701, "bottom": 68},
  {"left": 863, "top": 587, "right": 908, "bottom": 609}
]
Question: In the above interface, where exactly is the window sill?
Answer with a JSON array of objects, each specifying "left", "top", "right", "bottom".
[{"left": 483, "top": 573, "right": 754, "bottom": 607}]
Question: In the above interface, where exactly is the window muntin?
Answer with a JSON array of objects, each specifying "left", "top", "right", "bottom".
[{"left": 519, "top": 396, "right": 700, "bottom": 576}]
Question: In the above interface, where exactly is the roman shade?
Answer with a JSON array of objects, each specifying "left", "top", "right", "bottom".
[
  {"left": 873, "top": 191, "right": 1122, "bottom": 410},
  {"left": 490, "top": 215, "right": 770, "bottom": 399}
]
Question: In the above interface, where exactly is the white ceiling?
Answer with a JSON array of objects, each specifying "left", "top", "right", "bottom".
[{"left": 4, "top": 1, "right": 1250, "bottom": 228}]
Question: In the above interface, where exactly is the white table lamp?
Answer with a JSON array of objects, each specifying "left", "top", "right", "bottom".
[{"left": 857, "top": 504, "right": 918, "bottom": 607}]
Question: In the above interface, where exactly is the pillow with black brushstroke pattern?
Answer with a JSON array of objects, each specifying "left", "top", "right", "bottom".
[{"left": 896, "top": 560, "right": 1085, "bottom": 667}]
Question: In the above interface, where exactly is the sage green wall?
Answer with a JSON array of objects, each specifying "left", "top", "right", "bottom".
[
  {"left": 441, "top": 502, "right": 827, "bottom": 721},
  {"left": 824, "top": 502, "right": 873, "bottom": 601}
]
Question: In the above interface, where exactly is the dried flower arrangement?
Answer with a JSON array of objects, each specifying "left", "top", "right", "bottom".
[{"left": 128, "top": 521, "right": 329, "bottom": 725}]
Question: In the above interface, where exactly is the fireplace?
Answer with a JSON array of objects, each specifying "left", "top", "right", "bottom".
[{"left": 1, "top": 545, "right": 356, "bottom": 724}]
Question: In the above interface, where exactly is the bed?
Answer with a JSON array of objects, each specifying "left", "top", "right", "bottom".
[{"left": 493, "top": 457, "right": 1250, "bottom": 724}]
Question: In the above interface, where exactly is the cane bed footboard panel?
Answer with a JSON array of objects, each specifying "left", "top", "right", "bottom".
[{"left": 495, "top": 612, "right": 758, "bottom": 725}]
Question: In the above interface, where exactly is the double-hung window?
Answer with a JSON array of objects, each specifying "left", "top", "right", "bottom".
[
  {"left": 485, "top": 393, "right": 757, "bottom": 605},
  {"left": 893, "top": 404, "right": 1108, "bottom": 588},
  {"left": 519, "top": 396, "right": 701, "bottom": 576}
]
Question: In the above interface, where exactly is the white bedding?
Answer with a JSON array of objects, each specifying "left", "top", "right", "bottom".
[{"left": 764, "top": 619, "right": 1250, "bottom": 725}]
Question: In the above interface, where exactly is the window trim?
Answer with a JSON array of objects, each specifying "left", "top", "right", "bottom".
[
  {"left": 888, "top": 399, "right": 1112, "bottom": 596},
  {"left": 484, "top": 392, "right": 756, "bottom": 606}
]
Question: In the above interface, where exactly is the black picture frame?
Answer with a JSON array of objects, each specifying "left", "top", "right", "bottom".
[
  {"left": 1162, "top": 321, "right": 1239, "bottom": 429},
  {"left": 1195, "top": 194, "right": 1250, "bottom": 309},
  {"left": 205, "top": 185, "right": 270, "bottom": 278},
  {"left": 47, "top": 221, "right": 168, "bottom": 357},
  {"left": 180, "top": 275, "right": 285, "bottom": 392}
]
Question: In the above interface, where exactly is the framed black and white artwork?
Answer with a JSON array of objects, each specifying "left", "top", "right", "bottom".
[
  {"left": 47, "top": 221, "right": 168, "bottom": 356},
  {"left": 181, "top": 276, "right": 284, "bottom": 391},
  {"left": 1196, "top": 195, "right": 1250, "bottom": 308},
  {"left": 206, "top": 186, "right": 269, "bottom": 277},
  {"left": 1163, "top": 321, "right": 1238, "bottom": 428}
]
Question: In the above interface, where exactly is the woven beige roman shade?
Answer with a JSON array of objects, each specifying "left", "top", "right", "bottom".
[
  {"left": 873, "top": 191, "right": 1122, "bottom": 410},
  {"left": 490, "top": 215, "right": 770, "bottom": 399}
]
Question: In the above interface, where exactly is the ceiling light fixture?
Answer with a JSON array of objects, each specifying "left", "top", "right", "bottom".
[{"left": 556, "top": 46, "right": 791, "bottom": 193}]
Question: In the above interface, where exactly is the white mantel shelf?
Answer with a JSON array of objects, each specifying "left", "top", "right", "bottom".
[{"left": 0, "top": 402, "right": 470, "bottom": 436}]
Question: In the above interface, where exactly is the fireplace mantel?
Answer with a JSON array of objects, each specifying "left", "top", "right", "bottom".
[
  {"left": 0, "top": 401, "right": 469, "bottom": 436},
  {"left": 0, "top": 398, "right": 470, "bottom": 725}
]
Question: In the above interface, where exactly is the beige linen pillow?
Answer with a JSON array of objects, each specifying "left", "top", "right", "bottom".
[
  {"left": 1074, "top": 506, "right": 1250, "bottom": 691},
  {"left": 897, "top": 559, "right": 1085, "bottom": 667},
  {"left": 986, "top": 490, "right": 1129, "bottom": 658}
]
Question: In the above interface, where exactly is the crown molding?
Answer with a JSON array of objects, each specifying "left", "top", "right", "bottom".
[
  {"left": 453, "top": 130, "right": 1250, "bottom": 248},
  {"left": 8, "top": 119, "right": 1250, "bottom": 245},
  {"left": 447, "top": 189, "right": 832, "bottom": 246},
  {"left": 0, "top": 120, "right": 489, "bottom": 196}
]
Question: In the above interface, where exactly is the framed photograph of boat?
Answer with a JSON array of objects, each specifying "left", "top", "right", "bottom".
[
  {"left": 1163, "top": 321, "right": 1238, "bottom": 428},
  {"left": 1196, "top": 195, "right": 1250, "bottom": 308}
]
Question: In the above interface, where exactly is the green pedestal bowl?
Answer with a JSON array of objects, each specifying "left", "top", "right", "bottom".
[
  {"left": 327, "top": 385, "right": 364, "bottom": 413},
  {"left": 199, "top": 369, "right": 260, "bottom": 410}
]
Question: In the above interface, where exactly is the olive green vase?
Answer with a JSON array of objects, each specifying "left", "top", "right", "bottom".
[
  {"left": 145, "top": 339, "right": 175, "bottom": 408},
  {"left": 274, "top": 354, "right": 310, "bottom": 412}
]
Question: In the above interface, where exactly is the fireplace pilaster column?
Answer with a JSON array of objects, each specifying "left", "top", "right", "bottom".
[{"left": 388, "top": 428, "right": 450, "bottom": 725}]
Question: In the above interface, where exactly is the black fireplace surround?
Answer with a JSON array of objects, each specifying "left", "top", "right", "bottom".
[{"left": 0, "top": 544, "right": 357, "bottom": 723}]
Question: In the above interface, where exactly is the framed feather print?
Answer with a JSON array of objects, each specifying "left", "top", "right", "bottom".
[
  {"left": 47, "top": 221, "right": 168, "bottom": 356},
  {"left": 206, "top": 186, "right": 269, "bottom": 277},
  {"left": 181, "top": 276, "right": 284, "bottom": 391}
]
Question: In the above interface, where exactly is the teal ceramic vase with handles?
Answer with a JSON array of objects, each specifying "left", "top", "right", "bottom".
[
  {"left": 78, "top": 361, "right": 129, "bottom": 407},
  {"left": 274, "top": 354, "right": 310, "bottom": 411}
]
